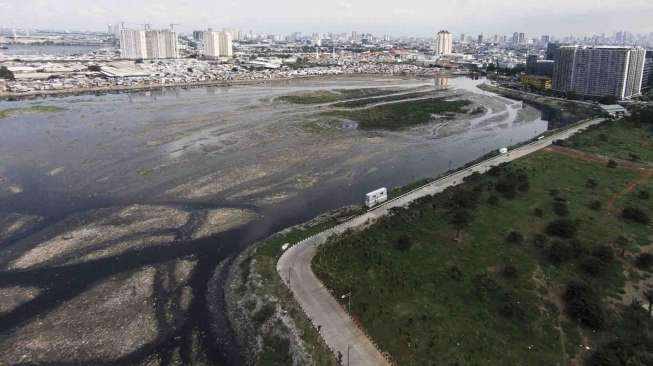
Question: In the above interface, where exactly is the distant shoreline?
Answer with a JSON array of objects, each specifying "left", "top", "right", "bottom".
[{"left": 0, "top": 72, "right": 451, "bottom": 101}]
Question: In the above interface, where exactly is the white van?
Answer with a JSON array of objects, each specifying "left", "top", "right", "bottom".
[{"left": 365, "top": 188, "right": 388, "bottom": 208}]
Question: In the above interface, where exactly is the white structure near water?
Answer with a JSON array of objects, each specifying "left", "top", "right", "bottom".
[{"left": 364, "top": 188, "right": 388, "bottom": 208}]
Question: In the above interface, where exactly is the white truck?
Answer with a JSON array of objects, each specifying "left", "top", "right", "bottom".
[
  {"left": 499, "top": 147, "right": 509, "bottom": 154},
  {"left": 364, "top": 188, "right": 388, "bottom": 208}
]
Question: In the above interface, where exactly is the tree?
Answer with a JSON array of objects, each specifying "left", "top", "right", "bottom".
[
  {"left": 607, "top": 160, "right": 618, "bottom": 169},
  {"left": 449, "top": 209, "right": 472, "bottom": 240},
  {"left": 622, "top": 207, "right": 650, "bottom": 224},
  {"left": 564, "top": 281, "right": 605, "bottom": 329},
  {"left": 506, "top": 231, "right": 524, "bottom": 244},
  {"left": 0, "top": 66, "right": 15, "bottom": 81},
  {"left": 616, "top": 236, "right": 630, "bottom": 257},
  {"left": 636, "top": 253, "right": 653, "bottom": 270},
  {"left": 545, "top": 219, "right": 577, "bottom": 238},
  {"left": 395, "top": 234, "right": 413, "bottom": 252},
  {"left": 585, "top": 178, "right": 598, "bottom": 189}
]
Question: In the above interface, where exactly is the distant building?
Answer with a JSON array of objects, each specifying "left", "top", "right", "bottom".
[
  {"left": 526, "top": 55, "right": 555, "bottom": 77},
  {"left": 553, "top": 46, "right": 646, "bottom": 99},
  {"left": 436, "top": 30, "right": 453, "bottom": 55},
  {"left": 201, "top": 31, "right": 233, "bottom": 58},
  {"left": 512, "top": 32, "right": 525, "bottom": 45},
  {"left": 459, "top": 33, "right": 465, "bottom": 42},
  {"left": 477, "top": 34, "right": 483, "bottom": 43},
  {"left": 120, "top": 29, "right": 147, "bottom": 59},
  {"left": 521, "top": 75, "right": 552, "bottom": 91},
  {"left": 642, "top": 50, "right": 653, "bottom": 92},
  {"left": 145, "top": 30, "right": 178, "bottom": 59},
  {"left": 546, "top": 43, "right": 562, "bottom": 61},
  {"left": 120, "top": 28, "right": 178, "bottom": 59}
]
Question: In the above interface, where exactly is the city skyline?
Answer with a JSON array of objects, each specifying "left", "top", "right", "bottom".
[{"left": 2, "top": 0, "right": 652, "bottom": 37}]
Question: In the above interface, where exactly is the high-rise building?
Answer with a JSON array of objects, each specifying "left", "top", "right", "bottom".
[
  {"left": 202, "top": 31, "right": 233, "bottom": 58},
  {"left": 553, "top": 46, "right": 646, "bottom": 99},
  {"left": 120, "top": 29, "right": 148, "bottom": 59},
  {"left": 460, "top": 33, "right": 465, "bottom": 42},
  {"left": 436, "top": 30, "right": 453, "bottom": 55},
  {"left": 526, "top": 54, "right": 555, "bottom": 77},
  {"left": 120, "top": 28, "right": 178, "bottom": 59},
  {"left": 546, "top": 43, "right": 562, "bottom": 61},
  {"left": 541, "top": 35, "right": 550, "bottom": 45},
  {"left": 641, "top": 50, "right": 653, "bottom": 92},
  {"left": 477, "top": 34, "right": 484, "bottom": 43},
  {"left": 145, "top": 30, "right": 178, "bottom": 59}
]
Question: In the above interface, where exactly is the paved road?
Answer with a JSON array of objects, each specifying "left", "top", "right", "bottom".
[{"left": 277, "top": 117, "right": 605, "bottom": 365}]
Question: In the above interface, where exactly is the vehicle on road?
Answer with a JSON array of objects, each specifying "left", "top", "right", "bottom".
[{"left": 364, "top": 188, "right": 388, "bottom": 208}]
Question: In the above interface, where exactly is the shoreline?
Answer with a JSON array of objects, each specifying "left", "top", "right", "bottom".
[{"left": 0, "top": 72, "right": 450, "bottom": 101}]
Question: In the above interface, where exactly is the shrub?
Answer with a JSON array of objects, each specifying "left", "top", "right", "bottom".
[
  {"left": 487, "top": 195, "right": 500, "bottom": 206},
  {"left": 581, "top": 256, "right": 609, "bottom": 277},
  {"left": 533, "top": 234, "right": 548, "bottom": 248},
  {"left": 447, "top": 265, "right": 464, "bottom": 281},
  {"left": 495, "top": 180, "right": 517, "bottom": 199},
  {"left": 553, "top": 201, "right": 569, "bottom": 217},
  {"left": 546, "top": 219, "right": 577, "bottom": 238},
  {"left": 589, "top": 201, "right": 602, "bottom": 211},
  {"left": 607, "top": 160, "right": 618, "bottom": 168},
  {"left": 628, "top": 153, "right": 641, "bottom": 162},
  {"left": 622, "top": 207, "right": 650, "bottom": 224},
  {"left": 549, "top": 189, "right": 560, "bottom": 197},
  {"left": 497, "top": 292, "right": 525, "bottom": 319},
  {"left": 585, "top": 178, "right": 598, "bottom": 189},
  {"left": 395, "top": 234, "right": 413, "bottom": 252},
  {"left": 564, "top": 281, "right": 605, "bottom": 329},
  {"left": 501, "top": 264, "right": 519, "bottom": 279},
  {"left": 635, "top": 253, "right": 653, "bottom": 270},
  {"left": 547, "top": 241, "right": 575, "bottom": 264},
  {"left": 506, "top": 231, "right": 524, "bottom": 244},
  {"left": 533, "top": 207, "right": 544, "bottom": 217},
  {"left": 592, "top": 246, "right": 614, "bottom": 263},
  {"left": 638, "top": 190, "right": 650, "bottom": 200}
]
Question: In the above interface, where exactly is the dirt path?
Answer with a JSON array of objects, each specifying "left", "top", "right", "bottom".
[
  {"left": 544, "top": 145, "right": 653, "bottom": 211},
  {"left": 607, "top": 171, "right": 653, "bottom": 210}
]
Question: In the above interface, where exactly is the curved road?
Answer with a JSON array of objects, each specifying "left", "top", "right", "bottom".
[{"left": 277, "top": 117, "right": 606, "bottom": 365}]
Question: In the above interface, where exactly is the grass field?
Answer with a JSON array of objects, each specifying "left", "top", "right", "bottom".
[
  {"left": 313, "top": 142, "right": 653, "bottom": 364},
  {"left": 566, "top": 119, "right": 653, "bottom": 164},
  {"left": 0, "top": 105, "right": 66, "bottom": 119},
  {"left": 322, "top": 97, "right": 471, "bottom": 130}
]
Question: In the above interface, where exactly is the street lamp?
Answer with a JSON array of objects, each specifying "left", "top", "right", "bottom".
[{"left": 341, "top": 292, "right": 352, "bottom": 315}]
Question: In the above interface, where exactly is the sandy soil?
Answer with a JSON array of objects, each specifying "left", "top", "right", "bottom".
[
  {"left": 0, "top": 258, "right": 196, "bottom": 364},
  {"left": 2, "top": 205, "right": 258, "bottom": 270}
]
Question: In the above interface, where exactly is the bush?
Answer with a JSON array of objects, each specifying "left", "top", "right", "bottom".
[
  {"left": 628, "top": 153, "right": 641, "bottom": 162},
  {"left": 487, "top": 195, "right": 500, "bottom": 206},
  {"left": 564, "top": 281, "right": 605, "bottom": 329},
  {"left": 0, "top": 66, "right": 15, "bottom": 80},
  {"left": 545, "top": 219, "right": 577, "bottom": 238},
  {"left": 553, "top": 201, "right": 569, "bottom": 217},
  {"left": 622, "top": 207, "right": 650, "bottom": 224},
  {"left": 607, "top": 160, "right": 618, "bottom": 168},
  {"left": 585, "top": 178, "right": 598, "bottom": 189},
  {"left": 395, "top": 234, "right": 413, "bottom": 252},
  {"left": 589, "top": 201, "right": 602, "bottom": 211},
  {"left": 638, "top": 190, "right": 650, "bottom": 200},
  {"left": 581, "top": 256, "right": 609, "bottom": 277},
  {"left": 501, "top": 264, "right": 519, "bottom": 279},
  {"left": 506, "top": 231, "right": 524, "bottom": 244},
  {"left": 592, "top": 246, "right": 614, "bottom": 263},
  {"left": 533, "top": 207, "right": 544, "bottom": 217},
  {"left": 533, "top": 234, "right": 548, "bottom": 248},
  {"left": 495, "top": 180, "right": 517, "bottom": 199},
  {"left": 588, "top": 339, "right": 648, "bottom": 366},
  {"left": 635, "top": 253, "right": 653, "bottom": 270},
  {"left": 547, "top": 241, "right": 575, "bottom": 264}
]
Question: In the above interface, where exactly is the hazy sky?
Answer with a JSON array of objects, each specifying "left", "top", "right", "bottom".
[{"left": 1, "top": 0, "right": 652, "bottom": 37}]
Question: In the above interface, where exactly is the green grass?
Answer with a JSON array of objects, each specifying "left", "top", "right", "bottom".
[
  {"left": 322, "top": 98, "right": 471, "bottom": 130},
  {"left": 0, "top": 105, "right": 66, "bottom": 119},
  {"left": 313, "top": 149, "right": 653, "bottom": 365},
  {"left": 567, "top": 120, "right": 653, "bottom": 163}
]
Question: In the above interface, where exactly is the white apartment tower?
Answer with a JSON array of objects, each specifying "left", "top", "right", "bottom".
[
  {"left": 553, "top": 46, "right": 646, "bottom": 100},
  {"left": 436, "top": 30, "right": 453, "bottom": 55},
  {"left": 201, "top": 31, "right": 233, "bottom": 58},
  {"left": 120, "top": 29, "right": 147, "bottom": 59},
  {"left": 120, "top": 28, "right": 178, "bottom": 59}
]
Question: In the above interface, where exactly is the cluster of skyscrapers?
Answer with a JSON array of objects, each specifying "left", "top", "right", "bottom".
[
  {"left": 195, "top": 30, "right": 233, "bottom": 59},
  {"left": 120, "top": 27, "right": 178, "bottom": 60}
]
